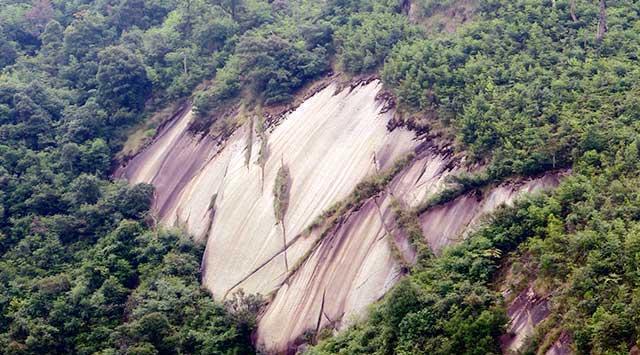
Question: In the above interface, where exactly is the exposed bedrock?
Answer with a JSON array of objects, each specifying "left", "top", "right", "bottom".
[
  {"left": 500, "top": 284, "right": 576, "bottom": 355},
  {"left": 256, "top": 150, "right": 565, "bottom": 352},
  {"left": 256, "top": 148, "right": 458, "bottom": 352},
  {"left": 118, "top": 80, "right": 417, "bottom": 298},
  {"left": 420, "top": 173, "right": 564, "bottom": 254},
  {"left": 117, "top": 79, "right": 566, "bottom": 354},
  {"left": 193, "top": 81, "right": 416, "bottom": 299},
  {"left": 115, "top": 105, "right": 222, "bottom": 220},
  {"left": 546, "top": 331, "right": 573, "bottom": 355},
  {"left": 500, "top": 286, "right": 551, "bottom": 354}
]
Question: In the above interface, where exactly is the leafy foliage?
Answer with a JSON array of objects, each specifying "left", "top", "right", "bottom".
[
  {"left": 97, "top": 45, "right": 152, "bottom": 113},
  {"left": 192, "top": 0, "right": 405, "bottom": 115},
  {"left": 383, "top": 0, "right": 640, "bottom": 178},
  {"left": 273, "top": 164, "right": 290, "bottom": 223},
  {"left": 335, "top": 12, "right": 418, "bottom": 74}
]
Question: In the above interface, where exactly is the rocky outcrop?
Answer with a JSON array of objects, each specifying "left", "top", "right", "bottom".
[
  {"left": 256, "top": 149, "right": 565, "bottom": 352},
  {"left": 420, "top": 173, "right": 564, "bottom": 253},
  {"left": 546, "top": 331, "right": 573, "bottom": 355},
  {"left": 118, "top": 78, "right": 566, "bottom": 354},
  {"left": 118, "top": 80, "right": 416, "bottom": 303},
  {"left": 114, "top": 106, "right": 221, "bottom": 222},
  {"left": 257, "top": 148, "right": 457, "bottom": 352},
  {"left": 500, "top": 286, "right": 550, "bottom": 354},
  {"left": 258, "top": 197, "right": 403, "bottom": 352}
]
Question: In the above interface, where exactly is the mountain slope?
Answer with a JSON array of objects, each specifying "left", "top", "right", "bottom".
[
  {"left": 3, "top": 0, "right": 640, "bottom": 354},
  {"left": 119, "top": 77, "right": 563, "bottom": 353}
]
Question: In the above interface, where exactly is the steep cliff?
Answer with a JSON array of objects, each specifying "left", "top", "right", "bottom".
[{"left": 117, "top": 79, "right": 563, "bottom": 353}]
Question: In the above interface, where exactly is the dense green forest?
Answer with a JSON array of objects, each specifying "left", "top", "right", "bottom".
[{"left": 1, "top": 0, "right": 640, "bottom": 354}]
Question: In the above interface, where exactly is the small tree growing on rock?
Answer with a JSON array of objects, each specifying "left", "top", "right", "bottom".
[{"left": 273, "top": 162, "right": 290, "bottom": 270}]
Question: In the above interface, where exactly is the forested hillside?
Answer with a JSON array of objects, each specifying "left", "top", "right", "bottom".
[{"left": 1, "top": 0, "right": 640, "bottom": 354}]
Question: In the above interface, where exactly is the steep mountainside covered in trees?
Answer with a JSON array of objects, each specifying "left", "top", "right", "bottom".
[{"left": 2, "top": 0, "right": 640, "bottom": 354}]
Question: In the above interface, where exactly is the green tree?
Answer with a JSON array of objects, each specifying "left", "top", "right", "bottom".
[
  {"left": 97, "top": 46, "right": 152, "bottom": 112},
  {"left": 0, "top": 38, "right": 17, "bottom": 69}
]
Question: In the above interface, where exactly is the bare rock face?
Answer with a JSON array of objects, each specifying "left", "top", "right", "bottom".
[
  {"left": 195, "top": 81, "right": 417, "bottom": 300},
  {"left": 258, "top": 197, "right": 402, "bottom": 352},
  {"left": 257, "top": 148, "right": 457, "bottom": 352},
  {"left": 118, "top": 81, "right": 418, "bottom": 349},
  {"left": 545, "top": 331, "right": 573, "bottom": 355},
  {"left": 500, "top": 286, "right": 550, "bottom": 353},
  {"left": 115, "top": 107, "right": 221, "bottom": 221},
  {"left": 118, "top": 79, "right": 566, "bottom": 354},
  {"left": 420, "top": 173, "right": 564, "bottom": 253}
]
